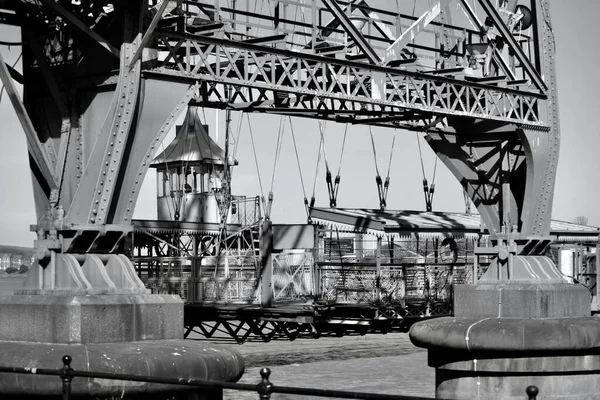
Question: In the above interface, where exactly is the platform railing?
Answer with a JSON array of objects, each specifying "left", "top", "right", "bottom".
[{"left": 0, "top": 355, "right": 539, "bottom": 400}]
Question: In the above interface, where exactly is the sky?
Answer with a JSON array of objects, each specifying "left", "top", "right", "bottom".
[{"left": 1, "top": 0, "right": 599, "bottom": 247}]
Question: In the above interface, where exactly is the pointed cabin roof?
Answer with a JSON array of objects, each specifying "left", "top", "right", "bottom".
[{"left": 151, "top": 107, "right": 226, "bottom": 168}]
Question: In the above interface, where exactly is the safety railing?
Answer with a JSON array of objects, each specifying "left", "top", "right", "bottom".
[
  {"left": 0, "top": 355, "right": 539, "bottom": 400},
  {"left": 136, "top": 255, "right": 259, "bottom": 303}
]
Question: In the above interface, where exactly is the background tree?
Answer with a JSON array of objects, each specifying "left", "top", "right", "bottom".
[{"left": 573, "top": 216, "right": 589, "bottom": 226}]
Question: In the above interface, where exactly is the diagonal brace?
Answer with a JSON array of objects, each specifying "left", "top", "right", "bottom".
[
  {"left": 128, "top": 0, "right": 173, "bottom": 69},
  {"left": 0, "top": 51, "right": 57, "bottom": 191},
  {"left": 321, "top": 0, "right": 380, "bottom": 64},
  {"left": 477, "top": 0, "right": 547, "bottom": 92},
  {"left": 383, "top": 0, "right": 454, "bottom": 65},
  {"left": 459, "top": 0, "right": 515, "bottom": 79}
]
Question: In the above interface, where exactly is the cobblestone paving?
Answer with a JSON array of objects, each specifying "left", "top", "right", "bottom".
[{"left": 191, "top": 332, "right": 435, "bottom": 400}]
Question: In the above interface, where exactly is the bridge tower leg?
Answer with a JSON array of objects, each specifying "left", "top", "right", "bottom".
[
  {"left": 0, "top": 0, "right": 243, "bottom": 396},
  {"left": 410, "top": 1, "right": 600, "bottom": 398}
]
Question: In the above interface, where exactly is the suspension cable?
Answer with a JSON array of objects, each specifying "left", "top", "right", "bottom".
[
  {"left": 288, "top": 116, "right": 310, "bottom": 218},
  {"left": 246, "top": 113, "right": 267, "bottom": 217},
  {"left": 175, "top": 114, "right": 195, "bottom": 220},
  {"left": 380, "top": 128, "right": 397, "bottom": 211},
  {"left": 266, "top": 115, "right": 286, "bottom": 219},
  {"left": 319, "top": 120, "right": 344, "bottom": 209},
  {"left": 318, "top": 120, "right": 331, "bottom": 174},
  {"left": 269, "top": 115, "right": 285, "bottom": 193},
  {"left": 416, "top": 132, "right": 435, "bottom": 212},
  {"left": 310, "top": 134, "right": 323, "bottom": 209},
  {"left": 368, "top": 126, "right": 381, "bottom": 178},
  {"left": 327, "top": 123, "right": 348, "bottom": 208},
  {"left": 232, "top": 111, "right": 244, "bottom": 159},
  {"left": 369, "top": 126, "right": 388, "bottom": 210},
  {"left": 336, "top": 123, "right": 348, "bottom": 178},
  {"left": 416, "top": 133, "right": 427, "bottom": 179},
  {"left": 385, "top": 129, "right": 397, "bottom": 180}
]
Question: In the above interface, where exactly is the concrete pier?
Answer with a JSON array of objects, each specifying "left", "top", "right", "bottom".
[
  {"left": 0, "top": 256, "right": 245, "bottom": 398},
  {"left": 410, "top": 257, "right": 600, "bottom": 399}
]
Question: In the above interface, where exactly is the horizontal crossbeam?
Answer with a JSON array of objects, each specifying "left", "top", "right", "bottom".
[{"left": 148, "top": 30, "right": 547, "bottom": 129}]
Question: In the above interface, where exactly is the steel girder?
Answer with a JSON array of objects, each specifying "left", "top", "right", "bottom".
[{"left": 148, "top": 31, "right": 545, "bottom": 130}]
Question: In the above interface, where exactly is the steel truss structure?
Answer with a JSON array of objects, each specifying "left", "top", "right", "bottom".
[
  {"left": 1, "top": 0, "right": 559, "bottom": 296},
  {"left": 183, "top": 303, "right": 421, "bottom": 343},
  {"left": 151, "top": 30, "right": 543, "bottom": 128}
]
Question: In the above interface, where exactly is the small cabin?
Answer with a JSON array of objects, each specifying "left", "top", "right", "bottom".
[{"left": 151, "top": 106, "right": 235, "bottom": 224}]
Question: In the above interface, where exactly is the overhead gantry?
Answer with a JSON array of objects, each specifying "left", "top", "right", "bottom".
[
  {"left": 0, "top": 0, "right": 556, "bottom": 265},
  {"left": 3, "top": 1, "right": 593, "bottom": 399}
]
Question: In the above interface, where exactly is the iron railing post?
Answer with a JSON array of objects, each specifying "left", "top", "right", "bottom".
[
  {"left": 526, "top": 385, "right": 539, "bottom": 400},
  {"left": 256, "top": 368, "right": 273, "bottom": 399},
  {"left": 60, "top": 355, "right": 73, "bottom": 400}
]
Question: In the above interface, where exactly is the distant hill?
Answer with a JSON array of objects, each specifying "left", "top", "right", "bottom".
[{"left": 0, "top": 245, "right": 35, "bottom": 259}]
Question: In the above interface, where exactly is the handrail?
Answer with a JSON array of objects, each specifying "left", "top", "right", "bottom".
[{"left": 0, "top": 355, "right": 452, "bottom": 400}]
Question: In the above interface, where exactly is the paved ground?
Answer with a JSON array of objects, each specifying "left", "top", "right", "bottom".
[
  {"left": 0, "top": 275, "right": 436, "bottom": 399},
  {"left": 189, "top": 332, "right": 435, "bottom": 399}
]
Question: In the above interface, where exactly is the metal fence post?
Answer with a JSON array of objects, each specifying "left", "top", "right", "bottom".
[
  {"left": 60, "top": 355, "right": 73, "bottom": 400},
  {"left": 256, "top": 368, "right": 273, "bottom": 399},
  {"left": 526, "top": 385, "right": 539, "bottom": 400}
]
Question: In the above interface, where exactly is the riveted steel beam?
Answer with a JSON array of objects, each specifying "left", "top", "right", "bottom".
[
  {"left": 150, "top": 30, "right": 546, "bottom": 127},
  {"left": 112, "top": 79, "right": 199, "bottom": 224},
  {"left": 519, "top": 0, "right": 559, "bottom": 237}
]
